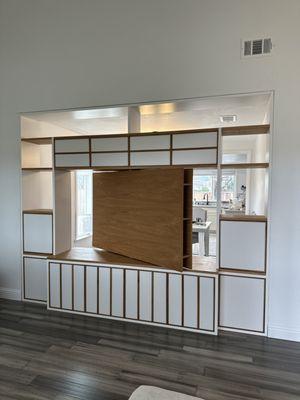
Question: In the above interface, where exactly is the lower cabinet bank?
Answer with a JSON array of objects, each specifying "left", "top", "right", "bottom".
[{"left": 48, "top": 261, "right": 218, "bottom": 335}]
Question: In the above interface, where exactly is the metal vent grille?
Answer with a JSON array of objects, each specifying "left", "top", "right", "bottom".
[
  {"left": 242, "top": 38, "right": 272, "bottom": 57},
  {"left": 220, "top": 115, "right": 237, "bottom": 123}
]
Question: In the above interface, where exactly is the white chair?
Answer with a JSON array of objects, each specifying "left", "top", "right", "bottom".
[{"left": 192, "top": 206, "right": 207, "bottom": 223}]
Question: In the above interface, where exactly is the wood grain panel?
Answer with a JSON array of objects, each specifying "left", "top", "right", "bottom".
[{"left": 93, "top": 169, "right": 185, "bottom": 271}]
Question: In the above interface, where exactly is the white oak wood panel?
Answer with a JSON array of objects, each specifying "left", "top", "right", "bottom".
[
  {"left": 55, "top": 153, "right": 90, "bottom": 167},
  {"left": 130, "top": 135, "right": 170, "bottom": 150},
  {"left": 168, "top": 274, "right": 182, "bottom": 326},
  {"left": 153, "top": 273, "right": 167, "bottom": 323},
  {"left": 139, "top": 271, "right": 152, "bottom": 321},
  {"left": 55, "top": 138, "right": 89, "bottom": 153},
  {"left": 86, "top": 267, "right": 98, "bottom": 314},
  {"left": 130, "top": 151, "right": 170, "bottom": 166},
  {"left": 125, "top": 269, "right": 138, "bottom": 319},
  {"left": 220, "top": 221, "right": 266, "bottom": 271},
  {"left": 219, "top": 275, "right": 265, "bottom": 332},
  {"left": 23, "top": 213, "right": 53, "bottom": 254},
  {"left": 172, "top": 149, "right": 217, "bottom": 165},
  {"left": 91, "top": 137, "right": 128, "bottom": 152},
  {"left": 49, "top": 263, "right": 60, "bottom": 308},
  {"left": 173, "top": 132, "right": 217, "bottom": 149},
  {"left": 91, "top": 152, "right": 128, "bottom": 167},
  {"left": 73, "top": 265, "right": 85, "bottom": 312},
  {"left": 199, "top": 277, "right": 214, "bottom": 331},
  {"left": 24, "top": 257, "right": 47, "bottom": 302},
  {"left": 183, "top": 275, "right": 198, "bottom": 328},
  {"left": 98, "top": 267, "right": 111, "bottom": 315},
  {"left": 54, "top": 171, "right": 72, "bottom": 254},
  {"left": 61, "top": 264, "right": 72, "bottom": 310},
  {"left": 111, "top": 268, "right": 124, "bottom": 317}
]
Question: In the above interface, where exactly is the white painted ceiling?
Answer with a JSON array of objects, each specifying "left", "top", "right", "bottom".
[{"left": 23, "top": 93, "right": 271, "bottom": 136}]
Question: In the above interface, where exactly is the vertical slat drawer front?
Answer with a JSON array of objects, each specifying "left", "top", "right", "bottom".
[
  {"left": 61, "top": 264, "right": 72, "bottom": 310},
  {"left": 139, "top": 271, "right": 152, "bottom": 321},
  {"left": 73, "top": 265, "right": 85, "bottom": 312},
  {"left": 199, "top": 277, "right": 215, "bottom": 331},
  {"left": 125, "top": 269, "right": 138, "bottom": 319},
  {"left": 153, "top": 272, "right": 167, "bottom": 323},
  {"left": 99, "top": 267, "right": 111, "bottom": 315},
  {"left": 24, "top": 257, "right": 47, "bottom": 302},
  {"left": 111, "top": 269, "right": 124, "bottom": 317},
  {"left": 168, "top": 274, "right": 182, "bottom": 326},
  {"left": 183, "top": 275, "right": 198, "bottom": 329},
  {"left": 49, "top": 263, "right": 61, "bottom": 308},
  {"left": 86, "top": 266, "right": 98, "bottom": 314},
  {"left": 23, "top": 213, "right": 53, "bottom": 254}
]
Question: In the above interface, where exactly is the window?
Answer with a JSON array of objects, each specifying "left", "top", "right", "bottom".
[
  {"left": 75, "top": 170, "right": 92, "bottom": 240},
  {"left": 221, "top": 174, "right": 236, "bottom": 202},
  {"left": 193, "top": 174, "right": 217, "bottom": 201},
  {"left": 193, "top": 171, "right": 236, "bottom": 202}
]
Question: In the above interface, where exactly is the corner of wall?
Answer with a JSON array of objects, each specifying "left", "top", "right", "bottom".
[
  {"left": 268, "top": 325, "right": 300, "bottom": 342},
  {"left": 0, "top": 287, "right": 21, "bottom": 301}
]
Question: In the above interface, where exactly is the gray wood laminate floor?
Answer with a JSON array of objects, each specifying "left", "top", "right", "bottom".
[{"left": 0, "top": 300, "right": 300, "bottom": 400}]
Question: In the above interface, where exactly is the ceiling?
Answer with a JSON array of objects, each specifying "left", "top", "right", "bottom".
[{"left": 23, "top": 93, "right": 271, "bottom": 136}]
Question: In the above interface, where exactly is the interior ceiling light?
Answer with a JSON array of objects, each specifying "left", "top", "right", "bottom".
[
  {"left": 72, "top": 107, "right": 125, "bottom": 120},
  {"left": 140, "top": 103, "right": 176, "bottom": 115},
  {"left": 220, "top": 115, "right": 237, "bottom": 123}
]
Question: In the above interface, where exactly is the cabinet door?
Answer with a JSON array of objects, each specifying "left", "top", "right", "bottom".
[
  {"left": 73, "top": 265, "right": 85, "bottom": 312},
  {"left": 99, "top": 267, "right": 111, "bottom": 315},
  {"left": 23, "top": 257, "right": 47, "bottom": 302},
  {"left": 219, "top": 275, "right": 265, "bottom": 332},
  {"left": 183, "top": 275, "right": 198, "bottom": 328},
  {"left": 86, "top": 267, "right": 98, "bottom": 314},
  {"left": 172, "top": 149, "right": 217, "bottom": 165},
  {"left": 173, "top": 132, "right": 217, "bottom": 148},
  {"left": 130, "top": 135, "right": 170, "bottom": 150},
  {"left": 111, "top": 269, "right": 124, "bottom": 317},
  {"left": 61, "top": 264, "right": 72, "bottom": 310},
  {"left": 153, "top": 273, "right": 167, "bottom": 323},
  {"left": 168, "top": 274, "right": 182, "bottom": 326},
  {"left": 55, "top": 138, "right": 89, "bottom": 153},
  {"left": 139, "top": 271, "right": 152, "bottom": 321},
  {"left": 91, "top": 152, "right": 128, "bottom": 167},
  {"left": 125, "top": 269, "right": 138, "bottom": 319},
  {"left": 130, "top": 151, "right": 170, "bottom": 166},
  {"left": 55, "top": 153, "right": 90, "bottom": 168},
  {"left": 23, "top": 213, "right": 53, "bottom": 254},
  {"left": 49, "top": 263, "right": 61, "bottom": 308},
  {"left": 91, "top": 137, "right": 128, "bottom": 152},
  {"left": 220, "top": 220, "right": 266, "bottom": 272},
  {"left": 199, "top": 277, "right": 215, "bottom": 331}
]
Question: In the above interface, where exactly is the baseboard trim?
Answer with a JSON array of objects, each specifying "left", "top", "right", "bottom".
[
  {"left": 0, "top": 287, "right": 21, "bottom": 301},
  {"left": 268, "top": 325, "right": 300, "bottom": 342}
]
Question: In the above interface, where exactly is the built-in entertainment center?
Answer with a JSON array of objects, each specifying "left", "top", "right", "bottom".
[{"left": 21, "top": 98, "right": 271, "bottom": 336}]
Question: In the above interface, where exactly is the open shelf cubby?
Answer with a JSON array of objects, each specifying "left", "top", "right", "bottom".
[
  {"left": 183, "top": 169, "right": 193, "bottom": 268},
  {"left": 21, "top": 139, "right": 53, "bottom": 169}
]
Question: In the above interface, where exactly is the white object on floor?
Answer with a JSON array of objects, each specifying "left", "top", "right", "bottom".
[{"left": 129, "top": 386, "right": 202, "bottom": 400}]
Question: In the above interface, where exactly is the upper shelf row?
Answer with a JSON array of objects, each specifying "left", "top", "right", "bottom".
[{"left": 21, "top": 125, "right": 270, "bottom": 170}]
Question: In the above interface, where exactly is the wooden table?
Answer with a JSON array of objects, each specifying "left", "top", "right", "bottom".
[{"left": 192, "top": 221, "right": 212, "bottom": 257}]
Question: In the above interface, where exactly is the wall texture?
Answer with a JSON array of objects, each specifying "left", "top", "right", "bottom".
[{"left": 0, "top": 0, "right": 300, "bottom": 340}]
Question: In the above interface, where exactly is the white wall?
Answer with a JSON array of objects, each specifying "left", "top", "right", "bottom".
[{"left": 0, "top": 0, "right": 300, "bottom": 340}]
